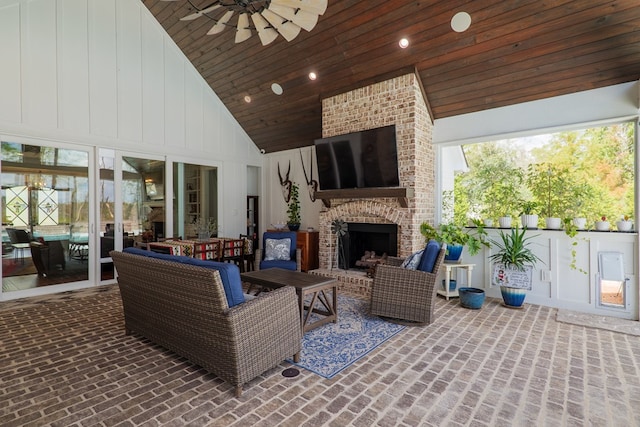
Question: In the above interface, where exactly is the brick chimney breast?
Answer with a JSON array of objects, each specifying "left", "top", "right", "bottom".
[{"left": 318, "top": 73, "right": 436, "bottom": 271}]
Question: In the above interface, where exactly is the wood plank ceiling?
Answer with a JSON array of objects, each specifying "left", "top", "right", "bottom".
[{"left": 143, "top": 0, "right": 640, "bottom": 153}]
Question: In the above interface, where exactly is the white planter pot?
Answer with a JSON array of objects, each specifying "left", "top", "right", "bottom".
[
  {"left": 595, "top": 220, "right": 610, "bottom": 231},
  {"left": 572, "top": 217, "right": 587, "bottom": 230},
  {"left": 520, "top": 214, "right": 539, "bottom": 229},
  {"left": 498, "top": 217, "right": 512, "bottom": 228},
  {"left": 545, "top": 217, "right": 562, "bottom": 229},
  {"left": 483, "top": 219, "right": 493, "bottom": 227},
  {"left": 616, "top": 220, "right": 633, "bottom": 232}
]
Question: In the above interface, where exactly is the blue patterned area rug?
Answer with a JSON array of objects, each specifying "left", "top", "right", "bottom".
[{"left": 289, "top": 295, "right": 405, "bottom": 379}]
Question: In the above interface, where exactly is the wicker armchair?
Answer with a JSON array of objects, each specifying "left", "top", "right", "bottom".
[
  {"left": 255, "top": 231, "right": 301, "bottom": 272},
  {"left": 111, "top": 251, "right": 302, "bottom": 397},
  {"left": 370, "top": 243, "right": 447, "bottom": 325}
]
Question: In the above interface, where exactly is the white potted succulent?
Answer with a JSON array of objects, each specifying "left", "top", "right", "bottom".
[
  {"left": 519, "top": 201, "right": 539, "bottom": 229},
  {"left": 595, "top": 215, "right": 610, "bottom": 231},
  {"left": 616, "top": 215, "right": 633, "bottom": 232}
]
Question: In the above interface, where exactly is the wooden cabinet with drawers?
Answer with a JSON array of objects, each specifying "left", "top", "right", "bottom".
[{"left": 296, "top": 230, "right": 319, "bottom": 272}]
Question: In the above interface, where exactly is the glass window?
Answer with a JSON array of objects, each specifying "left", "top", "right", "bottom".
[
  {"left": 2, "top": 142, "right": 89, "bottom": 292},
  {"left": 446, "top": 122, "right": 635, "bottom": 226}
]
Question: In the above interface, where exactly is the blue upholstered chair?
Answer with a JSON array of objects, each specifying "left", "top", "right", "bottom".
[{"left": 255, "top": 231, "right": 301, "bottom": 272}]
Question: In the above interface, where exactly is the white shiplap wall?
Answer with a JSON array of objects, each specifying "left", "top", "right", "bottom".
[{"left": 0, "top": 0, "right": 263, "bottom": 240}]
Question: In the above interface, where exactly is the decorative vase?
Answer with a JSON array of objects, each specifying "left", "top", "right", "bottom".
[
  {"left": 545, "top": 217, "right": 562, "bottom": 229},
  {"left": 498, "top": 217, "right": 512, "bottom": 228},
  {"left": 483, "top": 219, "right": 493, "bottom": 227},
  {"left": 459, "top": 287, "right": 485, "bottom": 309},
  {"left": 595, "top": 220, "right": 610, "bottom": 231},
  {"left": 442, "top": 279, "right": 457, "bottom": 292},
  {"left": 520, "top": 214, "right": 538, "bottom": 229},
  {"left": 287, "top": 223, "right": 300, "bottom": 231},
  {"left": 573, "top": 217, "right": 587, "bottom": 230},
  {"left": 500, "top": 286, "right": 527, "bottom": 308},
  {"left": 445, "top": 244, "right": 463, "bottom": 262},
  {"left": 616, "top": 220, "right": 633, "bottom": 232}
]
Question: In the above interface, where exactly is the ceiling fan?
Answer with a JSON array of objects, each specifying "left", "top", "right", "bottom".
[{"left": 162, "top": 0, "right": 328, "bottom": 45}]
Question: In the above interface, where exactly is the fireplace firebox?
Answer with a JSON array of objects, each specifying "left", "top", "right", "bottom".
[{"left": 338, "top": 223, "right": 398, "bottom": 269}]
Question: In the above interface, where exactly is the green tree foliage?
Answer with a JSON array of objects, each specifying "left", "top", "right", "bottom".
[
  {"left": 455, "top": 123, "right": 634, "bottom": 222},
  {"left": 458, "top": 142, "right": 528, "bottom": 220}
]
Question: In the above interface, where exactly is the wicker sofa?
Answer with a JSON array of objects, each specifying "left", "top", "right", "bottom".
[
  {"left": 110, "top": 248, "right": 302, "bottom": 397},
  {"left": 370, "top": 242, "right": 447, "bottom": 325}
]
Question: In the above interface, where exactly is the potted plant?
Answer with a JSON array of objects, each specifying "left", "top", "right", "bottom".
[
  {"left": 195, "top": 217, "right": 217, "bottom": 240},
  {"left": 287, "top": 182, "right": 301, "bottom": 231},
  {"left": 595, "top": 215, "right": 610, "bottom": 231},
  {"left": 420, "top": 220, "right": 489, "bottom": 262},
  {"left": 527, "top": 164, "right": 569, "bottom": 229},
  {"left": 616, "top": 215, "right": 633, "bottom": 232},
  {"left": 489, "top": 227, "right": 543, "bottom": 308},
  {"left": 481, "top": 180, "right": 520, "bottom": 229},
  {"left": 519, "top": 201, "right": 539, "bottom": 229}
]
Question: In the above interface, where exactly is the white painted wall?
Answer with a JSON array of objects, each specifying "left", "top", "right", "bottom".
[
  {"left": 0, "top": 0, "right": 262, "bottom": 240},
  {"left": 263, "top": 146, "right": 320, "bottom": 231}
]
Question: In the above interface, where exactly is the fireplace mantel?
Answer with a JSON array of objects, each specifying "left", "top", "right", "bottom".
[{"left": 315, "top": 187, "right": 413, "bottom": 208}]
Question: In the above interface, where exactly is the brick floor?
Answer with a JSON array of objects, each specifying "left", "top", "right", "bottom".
[{"left": 1, "top": 285, "right": 639, "bottom": 426}]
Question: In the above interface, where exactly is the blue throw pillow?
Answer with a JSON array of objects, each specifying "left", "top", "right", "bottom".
[
  {"left": 401, "top": 249, "right": 424, "bottom": 270},
  {"left": 417, "top": 240, "right": 441, "bottom": 273},
  {"left": 122, "top": 247, "right": 245, "bottom": 307}
]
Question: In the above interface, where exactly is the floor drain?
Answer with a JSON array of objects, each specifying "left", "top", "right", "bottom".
[{"left": 282, "top": 368, "right": 300, "bottom": 378}]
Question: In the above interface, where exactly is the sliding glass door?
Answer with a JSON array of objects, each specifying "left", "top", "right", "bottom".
[
  {"left": 97, "top": 150, "right": 166, "bottom": 284},
  {"left": 1, "top": 142, "right": 90, "bottom": 293}
]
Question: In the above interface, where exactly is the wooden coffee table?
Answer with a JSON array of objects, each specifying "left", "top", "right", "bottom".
[{"left": 241, "top": 268, "right": 338, "bottom": 332}]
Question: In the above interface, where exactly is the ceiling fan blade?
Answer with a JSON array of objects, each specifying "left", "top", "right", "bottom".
[
  {"left": 276, "top": 21, "right": 301, "bottom": 42},
  {"left": 270, "top": 4, "right": 318, "bottom": 32},
  {"left": 270, "top": 0, "right": 327, "bottom": 16},
  {"left": 180, "top": 4, "right": 222, "bottom": 21},
  {"left": 207, "top": 10, "right": 234, "bottom": 35},
  {"left": 235, "top": 13, "right": 252, "bottom": 43},
  {"left": 251, "top": 13, "right": 278, "bottom": 46},
  {"left": 262, "top": 9, "right": 302, "bottom": 42},
  {"left": 291, "top": 9, "right": 319, "bottom": 32},
  {"left": 268, "top": 3, "right": 296, "bottom": 21}
]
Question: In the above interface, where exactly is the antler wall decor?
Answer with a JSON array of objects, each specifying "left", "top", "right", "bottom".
[
  {"left": 299, "top": 149, "right": 318, "bottom": 202},
  {"left": 277, "top": 161, "right": 292, "bottom": 203}
]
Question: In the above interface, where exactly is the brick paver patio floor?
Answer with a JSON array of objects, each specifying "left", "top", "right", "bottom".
[{"left": 1, "top": 285, "right": 639, "bottom": 426}]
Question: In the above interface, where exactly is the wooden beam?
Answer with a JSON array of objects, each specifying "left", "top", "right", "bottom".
[{"left": 315, "top": 187, "right": 409, "bottom": 208}]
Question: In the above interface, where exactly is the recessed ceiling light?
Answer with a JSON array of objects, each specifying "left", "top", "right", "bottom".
[
  {"left": 244, "top": 95, "right": 251, "bottom": 103},
  {"left": 309, "top": 72, "right": 317, "bottom": 80},
  {"left": 451, "top": 12, "right": 471, "bottom": 32},
  {"left": 271, "top": 83, "right": 283, "bottom": 95},
  {"left": 399, "top": 38, "right": 409, "bottom": 49}
]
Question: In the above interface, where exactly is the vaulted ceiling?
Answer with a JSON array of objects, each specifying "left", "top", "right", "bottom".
[{"left": 143, "top": 0, "right": 640, "bottom": 153}]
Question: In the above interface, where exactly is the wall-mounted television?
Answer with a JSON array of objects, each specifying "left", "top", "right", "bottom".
[{"left": 314, "top": 125, "right": 400, "bottom": 190}]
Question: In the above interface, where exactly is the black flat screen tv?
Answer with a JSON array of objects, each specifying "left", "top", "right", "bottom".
[{"left": 314, "top": 125, "right": 400, "bottom": 190}]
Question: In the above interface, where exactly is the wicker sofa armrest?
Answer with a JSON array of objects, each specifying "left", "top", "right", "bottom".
[
  {"left": 227, "top": 285, "right": 302, "bottom": 344},
  {"left": 224, "top": 286, "right": 302, "bottom": 391}
]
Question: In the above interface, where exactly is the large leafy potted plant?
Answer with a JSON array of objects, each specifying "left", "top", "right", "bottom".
[
  {"left": 489, "top": 227, "right": 542, "bottom": 308},
  {"left": 420, "top": 220, "right": 489, "bottom": 262},
  {"left": 519, "top": 200, "right": 539, "bottom": 229}
]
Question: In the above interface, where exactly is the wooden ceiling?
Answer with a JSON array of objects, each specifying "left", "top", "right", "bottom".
[{"left": 143, "top": 0, "right": 640, "bottom": 153}]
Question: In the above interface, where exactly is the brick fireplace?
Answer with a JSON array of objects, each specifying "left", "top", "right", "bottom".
[{"left": 311, "top": 73, "right": 436, "bottom": 298}]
